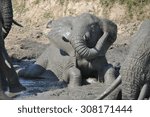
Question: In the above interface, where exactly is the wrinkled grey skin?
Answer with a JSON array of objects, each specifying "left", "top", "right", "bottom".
[
  {"left": 47, "top": 13, "right": 118, "bottom": 85},
  {"left": 121, "top": 20, "right": 150, "bottom": 100},
  {"left": 96, "top": 20, "right": 150, "bottom": 100},
  {"left": 18, "top": 44, "right": 82, "bottom": 87},
  {"left": 19, "top": 13, "right": 118, "bottom": 88},
  {"left": 0, "top": 0, "right": 26, "bottom": 100},
  {"left": 46, "top": 13, "right": 117, "bottom": 60}
]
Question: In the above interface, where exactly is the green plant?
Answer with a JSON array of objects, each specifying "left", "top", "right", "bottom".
[
  {"left": 13, "top": 0, "right": 29, "bottom": 13},
  {"left": 59, "top": 0, "right": 65, "bottom": 5},
  {"left": 43, "top": 12, "right": 53, "bottom": 19},
  {"left": 33, "top": 0, "right": 41, "bottom": 5},
  {"left": 99, "top": 0, "right": 149, "bottom": 18}
]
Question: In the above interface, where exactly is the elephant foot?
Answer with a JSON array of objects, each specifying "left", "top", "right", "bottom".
[
  {"left": 16, "top": 68, "right": 26, "bottom": 77},
  {"left": 68, "top": 78, "right": 81, "bottom": 87},
  {"left": 98, "top": 75, "right": 104, "bottom": 83},
  {"left": 68, "top": 78, "right": 82, "bottom": 88},
  {"left": 68, "top": 67, "right": 82, "bottom": 88},
  {"left": 1, "top": 80, "right": 8, "bottom": 91},
  {"left": 9, "top": 83, "right": 26, "bottom": 93},
  {"left": 0, "top": 91, "right": 11, "bottom": 100},
  {"left": 17, "top": 65, "right": 45, "bottom": 79}
]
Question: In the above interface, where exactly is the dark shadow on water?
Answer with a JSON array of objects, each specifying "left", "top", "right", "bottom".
[
  {"left": 16, "top": 78, "right": 67, "bottom": 98},
  {"left": 12, "top": 59, "right": 67, "bottom": 99}
]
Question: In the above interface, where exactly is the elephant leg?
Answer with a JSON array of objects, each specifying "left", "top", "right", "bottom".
[
  {"left": 0, "top": 72, "right": 11, "bottom": 100},
  {"left": 103, "top": 65, "right": 117, "bottom": 84},
  {"left": 0, "top": 9, "right": 25, "bottom": 93},
  {"left": 97, "top": 70, "right": 104, "bottom": 83},
  {"left": 122, "top": 80, "right": 141, "bottom": 100},
  {"left": 67, "top": 67, "right": 82, "bottom": 88},
  {"left": 0, "top": 90, "right": 11, "bottom": 100},
  {"left": 18, "top": 52, "right": 48, "bottom": 79},
  {"left": 102, "top": 65, "right": 120, "bottom": 100},
  {"left": 92, "top": 57, "right": 108, "bottom": 83},
  {"left": 0, "top": 48, "right": 26, "bottom": 93},
  {"left": 18, "top": 64, "right": 46, "bottom": 78},
  {"left": 0, "top": 68, "right": 7, "bottom": 91}
]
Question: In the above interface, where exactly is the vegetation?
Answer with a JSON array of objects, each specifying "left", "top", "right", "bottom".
[
  {"left": 33, "top": 0, "right": 41, "bottom": 5},
  {"left": 13, "top": 1, "right": 29, "bottom": 14},
  {"left": 58, "top": 0, "right": 66, "bottom": 5},
  {"left": 13, "top": 0, "right": 150, "bottom": 23},
  {"left": 99, "top": 0, "right": 150, "bottom": 18},
  {"left": 57, "top": 0, "right": 150, "bottom": 18},
  {"left": 43, "top": 12, "right": 53, "bottom": 19}
]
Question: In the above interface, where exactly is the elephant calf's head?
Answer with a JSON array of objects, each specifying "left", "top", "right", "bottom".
[
  {"left": 68, "top": 13, "right": 117, "bottom": 60},
  {"left": 45, "top": 13, "right": 117, "bottom": 60}
]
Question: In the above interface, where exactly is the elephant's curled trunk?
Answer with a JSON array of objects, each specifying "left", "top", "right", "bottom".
[{"left": 71, "top": 32, "right": 108, "bottom": 59}]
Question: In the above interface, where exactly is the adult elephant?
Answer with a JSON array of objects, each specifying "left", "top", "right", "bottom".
[
  {"left": 0, "top": 0, "right": 25, "bottom": 100},
  {"left": 96, "top": 20, "right": 150, "bottom": 100}
]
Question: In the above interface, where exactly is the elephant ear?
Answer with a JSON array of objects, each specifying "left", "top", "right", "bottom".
[{"left": 47, "top": 16, "right": 74, "bottom": 43}]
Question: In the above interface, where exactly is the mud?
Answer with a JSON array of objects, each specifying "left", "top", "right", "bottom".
[
  {"left": 10, "top": 42, "right": 129, "bottom": 100},
  {"left": 5, "top": 18, "right": 130, "bottom": 100}
]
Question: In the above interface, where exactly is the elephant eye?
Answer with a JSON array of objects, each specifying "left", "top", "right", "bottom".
[
  {"left": 62, "top": 36, "right": 69, "bottom": 42},
  {"left": 91, "top": 23, "right": 99, "bottom": 32},
  {"left": 91, "top": 25, "right": 95, "bottom": 32}
]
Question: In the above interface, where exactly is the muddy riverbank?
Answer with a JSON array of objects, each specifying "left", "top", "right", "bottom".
[{"left": 4, "top": 0, "right": 149, "bottom": 99}]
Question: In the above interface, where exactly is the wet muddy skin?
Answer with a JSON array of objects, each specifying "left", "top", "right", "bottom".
[{"left": 8, "top": 44, "right": 129, "bottom": 99}]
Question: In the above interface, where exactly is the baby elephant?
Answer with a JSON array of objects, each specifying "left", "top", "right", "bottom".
[{"left": 19, "top": 13, "right": 118, "bottom": 88}]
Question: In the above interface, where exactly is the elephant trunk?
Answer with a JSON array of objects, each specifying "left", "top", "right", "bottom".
[
  {"left": 1, "top": 0, "right": 13, "bottom": 39},
  {"left": 121, "top": 58, "right": 144, "bottom": 100},
  {"left": 71, "top": 32, "right": 108, "bottom": 59}
]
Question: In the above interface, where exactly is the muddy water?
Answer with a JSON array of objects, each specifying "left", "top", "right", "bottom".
[
  {"left": 12, "top": 59, "right": 67, "bottom": 99},
  {"left": 11, "top": 44, "right": 129, "bottom": 99},
  {"left": 17, "top": 78, "right": 66, "bottom": 98}
]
